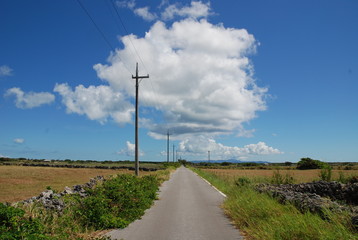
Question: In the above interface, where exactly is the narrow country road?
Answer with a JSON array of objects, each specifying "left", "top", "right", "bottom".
[{"left": 107, "top": 166, "right": 243, "bottom": 240}]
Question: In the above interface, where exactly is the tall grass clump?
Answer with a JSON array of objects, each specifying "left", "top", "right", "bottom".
[
  {"left": 271, "top": 169, "right": 295, "bottom": 184},
  {"left": 192, "top": 168, "right": 357, "bottom": 240},
  {"left": 319, "top": 165, "right": 332, "bottom": 181}
]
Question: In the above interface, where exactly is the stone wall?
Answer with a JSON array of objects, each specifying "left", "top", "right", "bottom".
[
  {"left": 15, "top": 176, "right": 105, "bottom": 212},
  {"left": 256, "top": 181, "right": 358, "bottom": 228}
]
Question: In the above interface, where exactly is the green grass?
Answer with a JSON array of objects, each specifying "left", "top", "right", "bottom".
[{"left": 192, "top": 167, "right": 357, "bottom": 240}]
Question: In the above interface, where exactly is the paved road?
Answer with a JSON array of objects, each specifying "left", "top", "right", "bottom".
[{"left": 107, "top": 166, "right": 243, "bottom": 240}]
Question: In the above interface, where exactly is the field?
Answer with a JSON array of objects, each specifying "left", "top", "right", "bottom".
[
  {"left": 203, "top": 168, "right": 358, "bottom": 183},
  {"left": 0, "top": 165, "right": 142, "bottom": 203}
]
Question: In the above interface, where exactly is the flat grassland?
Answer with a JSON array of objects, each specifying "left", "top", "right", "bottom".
[
  {"left": 203, "top": 168, "right": 358, "bottom": 183},
  {"left": 0, "top": 165, "right": 139, "bottom": 203}
]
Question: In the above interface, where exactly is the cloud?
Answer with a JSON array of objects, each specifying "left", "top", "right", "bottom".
[
  {"left": 0, "top": 65, "right": 13, "bottom": 77},
  {"left": 118, "top": 141, "right": 144, "bottom": 156},
  {"left": 178, "top": 136, "right": 282, "bottom": 159},
  {"left": 237, "top": 127, "right": 256, "bottom": 138},
  {"left": 54, "top": 83, "right": 134, "bottom": 125},
  {"left": 118, "top": 1, "right": 211, "bottom": 22},
  {"left": 134, "top": 7, "right": 158, "bottom": 21},
  {"left": 94, "top": 17, "right": 266, "bottom": 138},
  {"left": 161, "top": 1, "right": 212, "bottom": 20},
  {"left": 117, "top": 0, "right": 136, "bottom": 9},
  {"left": 13, "top": 138, "right": 25, "bottom": 144},
  {"left": 5, "top": 87, "right": 55, "bottom": 109}
]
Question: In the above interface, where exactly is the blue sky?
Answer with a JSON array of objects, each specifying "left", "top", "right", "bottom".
[{"left": 1, "top": 0, "right": 357, "bottom": 162}]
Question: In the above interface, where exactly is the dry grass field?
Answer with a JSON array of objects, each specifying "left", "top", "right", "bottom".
[
  {"left": 202, "top": 168, "right": 358, "bottom": 183},
  {"left": 0, "top": 165, "right": 142, "bottom": 203}
]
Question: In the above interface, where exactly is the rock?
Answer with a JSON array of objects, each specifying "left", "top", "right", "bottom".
[
  {"left": 40, "top": 190, "right": 53, "bottom": 199},
  {"left": 61, "top": 186, "right": 73, "bottom": 195}
]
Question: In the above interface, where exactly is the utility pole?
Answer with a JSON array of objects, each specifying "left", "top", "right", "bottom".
[
  {"left": 167, "top": 130, "right": 171, "bottom": 163},
  {"left": 173, "top": 144, "right": 175, "bottom": 162},
  {"left": 132, "top": 63, "right": 149, "bottom": 176},
  {"left": 208, "top": 150, "right": 210, "bottom": 162}
]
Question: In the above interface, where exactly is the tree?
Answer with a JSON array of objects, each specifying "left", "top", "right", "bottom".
[{"left": 297, "top": 157, "right": 327, "bottom": 170}]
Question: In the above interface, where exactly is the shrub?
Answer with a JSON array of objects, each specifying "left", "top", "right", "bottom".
[
  {"left": 235, "top": 177, "right": 251, "bottom": 187},
  {"left": 0, "top": 203, "right": 51, "bottom": 239},
  {"left": 297, "top": 157, "right": 327, "bottom": 170},
  {"left": 271, "top": 170, "right": 295, "bottom": 184},
  {"left": 75, "top": 174, "right": 159, "bottom": 230},
  {"left": 348, "top": 175, "right": 358, "bottom": 184},
  {"left": 319, "top": 166, "right": 332, "bottom": 181},
  {"left": 220, "top": 162, "right": 231, "bottom": 166}
]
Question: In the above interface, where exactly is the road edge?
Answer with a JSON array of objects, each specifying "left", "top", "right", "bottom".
[{"left": 191, "top": 169, "right": 227, "bottom": 198}]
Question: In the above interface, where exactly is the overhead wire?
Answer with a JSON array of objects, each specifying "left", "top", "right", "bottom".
[
  {"left": 75, "top": 0, "right": 133, "bottom": 75},
  {"left": 78, "top": 0, "right": 170, "bottom": 138},
  {"left": 108, "top": 0, "right": 168, "bottom": 130},
  {"left": 110, "top": 0, "right": 149, "bottom": 74}
]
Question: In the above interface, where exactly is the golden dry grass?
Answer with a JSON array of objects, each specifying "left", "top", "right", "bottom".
[
  {"left": 0, "top": 165, "right": 146, "bottom": 203},
  {"left": 202, "top": 168, "right": 358, "bottom": 183}
]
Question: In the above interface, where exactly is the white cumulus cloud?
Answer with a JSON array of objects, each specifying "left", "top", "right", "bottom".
[
  {"left": 5, "top": 87, "right": 55, "bottom": 109},
  {"left": 161, "top": 1, "right": 212, "bottom": 20},
  {"left": 178, "top": 136, "right": 282, "bottom": 159},
  {"left": 13, "top": 138, "right": 25, "bottom": 144},
  {"left": 118, "top": 1, "right": 211, "bottom": 22},
  {"left": 118, "top": 141, "right": 144, "bottom": 156},
  {"left": 94, "top": 17, "right": 266, "bottom": 138},
  {"left": 134, "top": 7, "right": 158, "bottom": 21},
  {"left": 0, "top": 65, "right": 13, "bottom": 77},
  {"left": 54, "top": 83, "right": 134, "bottom": 125}
]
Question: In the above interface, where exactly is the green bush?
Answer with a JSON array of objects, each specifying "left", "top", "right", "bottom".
[
  {"left": 235, "top": 177, "right": 252, "bottom": 187},
  {"left": 0, "top": 203, "right": 52, "bottom": 240},
  {"left": 297, "top": 157, "right": 327, "bottom": 170},
  {"left": 75, "top": 174, "right": 159, "bottom": 230},
  {"left": 271, "top": 170, "right": 295, "bottom": 184},
  {"left": 319, "top": 166, "right": 332, "bottom": 181}
]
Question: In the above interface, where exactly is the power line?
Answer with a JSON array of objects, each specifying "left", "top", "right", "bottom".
[
  {"left": 75, "top": 0, "right": 133, "bottom": 75},
  {"left": 108, "top": 0, "right": 169, "bottom": 134},
  {"left": 76, "top": 0, "right": 115, "bottom": 51},
  {"left": 110, "top": 0, "right": 149, "bottom": 74}
]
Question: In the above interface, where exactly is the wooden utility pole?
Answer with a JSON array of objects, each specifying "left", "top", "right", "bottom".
[
  {"left": 173, "top": 144, "right": 175, "bottom": 162},
  {"left": 132, "top": 63, "right": 149, "bottom": 176},
  {"left": 167, "top": 130, "right": 171, "bottom": 163}
]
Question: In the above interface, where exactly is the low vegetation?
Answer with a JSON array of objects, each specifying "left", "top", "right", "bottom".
[
  {"left": 1, "top": 163, "right": 180, "bottom": 239},
  {"left": 192, "top": 167, "right": 358, "bottom": 240}
]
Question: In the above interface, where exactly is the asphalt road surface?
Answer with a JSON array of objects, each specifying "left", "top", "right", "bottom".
[{"left": 107, "top": 166, "right": 243, "bottom": 240}]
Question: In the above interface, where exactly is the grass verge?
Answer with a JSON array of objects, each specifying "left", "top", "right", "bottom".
[
  {"left": 1, "top": 165, "right": 178, "bottom": 239},
  {"left": 192, "top": 167, "right": 357, "bottom": 240}
]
